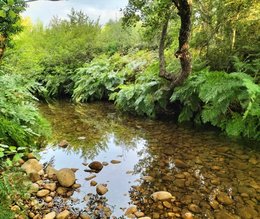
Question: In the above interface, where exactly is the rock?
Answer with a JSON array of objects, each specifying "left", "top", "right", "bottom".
[
  {"left": 46, "top": 165, "right": 58, "bottom": 179},
  {"left": 56, "top": 168, "right": 75, "bottom": 187},
  {"left": 71, "top": 168, "right": 78, "bottom": 172},
  {"left": 174, "top": 159, "right": 188, "bottom": 168},
  {"left": 111, "top": 160, "right": 121, "bottom": 164},
  {"left": 58, "top": 140, "right": 69, "bottom": 148},
  {"left": 56, "top": 210, "right": 70, "bottom": 219},
  {"left": 11, "top": 205, "right": 20, "bottom": 212},
  {"left": 151, "top": 191, "right": 174, "bottom": 201},
  {"left": 217, "top": 192, "right": 233, "bottom": 205},
  {"left": 125, "top": 206, "right": 138, "bottom": 215},
  {"left": 85, "top": 174, "right": 96, "bottom": 181},
  {"left": 21, "top": 159, "right": 43, "bottom": 175},
  {"left": 215, "top": 210, "right": 237, "bottom": 219},
  {"left": 29, "top": 183, "right": 40, "bottom": 193},
  {"left": 80, "top": 213, "right": 91, "bottom": 219},
  {"left": 182, "top": 212, "right": 194, "bottom": 219},
  {"left": 56, "top": 187, "right": 68, "bottom": 196},
  {"left": 237, "top": 206, "right": 258, "bottom": 219},
  {"left": 37, "top": 189, "right": 50, "bottom": 197},
  {"left": 249, "top": 157, "right": 258, "bottom": 165},
  {"left": 163, "top": 201, "right": 172, "bottom": 209},
  {"left": 102, "top": 162, "right": 109, "bottom": 166},
  {"left": 88, "top": 161, "right": 103, "bottom": 172},
  {"left": 188, "top": 204, "right": 200, "bottom": 213},
  {"left": 44, "top": 183, "right": 56, "bottom": 191},
  {"left": 152, "top": 213, "right": 160, "bottom": 219},
  {"left": 209, "top": 200, "right": 219, "bottom": 209},
  {"left": 90, "top": 180, "right": 97, "bottom": 186},
  {"left": 142, "top": 176, "right": 154, "bottom": 182},
  {"left": 43, "top": 212, "right": 56, "bottom": 219},
  {"left": 72, "top": 183, "right": 81, "bottom": 189},
  {"left": 29, "top": 172, "right": 41, "bottom": 182},
  {"left": 27, "top": 153, "right": 36, "bottom": 159},
  {"left": 135, "top": 211, "right": 145, "bottom": 217},
  {"left": 139, "top": 217, "right": 151, "bottom": 219},
  {"left": 44, "top": 196, "right": 53, "bottom": 203},
  {"left": 96, "top": 184, "right": 108, "bottom": 195}
]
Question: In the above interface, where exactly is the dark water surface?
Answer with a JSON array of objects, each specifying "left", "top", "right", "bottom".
[{"left": 39, "top": 101, "right": 260, "bottom": 218}]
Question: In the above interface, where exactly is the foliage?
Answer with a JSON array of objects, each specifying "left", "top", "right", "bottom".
[
  {"left": 111, "top": 62, "right": 171, "bottom": 118},
  {"left": 0, "top": 72, "right": 50, "bottom": 147},
  {"left": 72, "top": 56, "right": 125, "bottom": 102},
  {"left": 0, "top": 0, "right": 26, "bottom": 59},
  {"left": 0, "top": 167, "right": 29, "bottom": 219},
  {"left": 171, "top": 69, "right": 260, "bottom": 139}
]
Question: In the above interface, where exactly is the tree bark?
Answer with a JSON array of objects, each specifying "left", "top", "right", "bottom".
[
  {"left": 0, "top": 35, "right": 6, "bottom": 61},
  {"left": 159, "top": 0, "right": 192, "bottom": 87}
]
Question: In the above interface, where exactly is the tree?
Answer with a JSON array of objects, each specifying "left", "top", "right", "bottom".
[
  {"left": 123, "top": 0, "right": 192, "bottom": 87},
  {"left": 0, "top": 0, "right": 26, "bottom": 60}
]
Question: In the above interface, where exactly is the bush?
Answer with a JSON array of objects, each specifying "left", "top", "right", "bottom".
[
  {"left": 110, "top": 62, "right": 171, "bottom": 118},
  {"left": 171, "top": 69, "right": 260, "bottom": 140},
  {"left": 72, "top": 56, "right": 125, "bottom": 102},
  {"left": 0, "top": 72, "right": 50, "bottom": 147}
]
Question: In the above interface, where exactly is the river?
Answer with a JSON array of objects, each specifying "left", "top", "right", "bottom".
[{"left": 38, "top": 101, "right": 260, "bottom": 218}]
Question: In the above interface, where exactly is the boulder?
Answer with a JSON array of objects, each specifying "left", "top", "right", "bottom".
[
  {"left": 21, "top": 159, "right": 43, "bottom": 175},
  {"left": 56, "top": 168, "right": 75, "bottom": 187}
]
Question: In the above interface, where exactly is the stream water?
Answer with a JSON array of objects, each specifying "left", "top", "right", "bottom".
[{"left": 39, "top": 101, "right": 260, "bottom": 218}]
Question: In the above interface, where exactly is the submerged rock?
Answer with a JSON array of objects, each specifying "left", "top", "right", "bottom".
[
  {"left": 88, "top": 161, "right": 103, "bottom": 172},
  {"left": 56, "top": 210, "right": 70, "bottom": 219},
  {"left": 151, "top": 191, "right": 174, "bottom": 201},
  {"left": 58, "top": 140, "right": 69, "bottom": 148},
  {"left": 56, "top": 168, "right": 75, "bottom": 187},
  {"left": 43, "top": 211, "right": 56, "bottom": 219},
  {"left": 111, "top": 160, "right": 121, "bottom": 164},
  {"left": 96, "top": 184, "right": 108, "bottom": 195},
  {"left": 216, "top": 192, "right": 233, "bottom": 205}
]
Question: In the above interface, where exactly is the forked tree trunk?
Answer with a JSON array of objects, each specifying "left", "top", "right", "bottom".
[{"left": 159, "top": 0, "right": 192, "bottom": 87}]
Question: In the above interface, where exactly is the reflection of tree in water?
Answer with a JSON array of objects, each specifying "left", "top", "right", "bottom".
[{"left": 39, "top": 101, "right": 145, "bottom": 159}]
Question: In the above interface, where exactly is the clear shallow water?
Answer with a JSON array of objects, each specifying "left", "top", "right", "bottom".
[{"left": 39, "top": 101, "right": 260, "bottom": 218}]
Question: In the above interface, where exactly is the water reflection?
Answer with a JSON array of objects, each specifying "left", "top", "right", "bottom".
[{"left": 39, "top": 101, "right": 260, "bottom": 218}]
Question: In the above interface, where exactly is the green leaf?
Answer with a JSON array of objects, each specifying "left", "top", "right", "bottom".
[
  {"left": 0, "top": 152, "right": 4, "bottom": 158},
  {"left": 0, "top": 10, "right": 6, "bottom": 18},
  {"left": 7, "top": 0, "right": 15, "bottom": 6},
  {"left": 8, "top": 10, "right": 16, "bottom": 19}
]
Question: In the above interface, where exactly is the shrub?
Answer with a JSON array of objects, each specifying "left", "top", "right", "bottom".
[
  {"left": 72, "top": 56, "right": 125, "bottom": 102},
  {"left": 110, "top": 62, "right": 171, "bottom": 118},
  {"left": 171, "top": 69, "right": 260, "bottom": 140},
  {"left": 0, "top": 72, "right": 50, "bottom": 147}
]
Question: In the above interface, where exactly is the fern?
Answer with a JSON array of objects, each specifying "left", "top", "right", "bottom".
[{"left": 171, "top": 69, "right": 260, "bottom": 140}]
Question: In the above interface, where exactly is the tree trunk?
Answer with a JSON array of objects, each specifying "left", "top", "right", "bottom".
[
  {"left": 159, "top": 0, "right": 192, "bottom": 87},
  {"left": 0, "top": 35, "right": 6, "bottom": 61}
]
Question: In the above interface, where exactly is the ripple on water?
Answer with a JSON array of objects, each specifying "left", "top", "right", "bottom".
[{"left": 39, "top": 101, "right": 260, "bottom": 218}]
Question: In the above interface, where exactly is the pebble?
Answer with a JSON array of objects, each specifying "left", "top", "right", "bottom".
[
  {"left": 151, "top": 191, "right": 174, "bottom": 201},
  {"left": 217, "top": 192, "right": 233, "bottom": 205},
  {"left": 85, "top": 174, "right": 96, "bottom": 181},
  {"left": 56, "top": 210, "right": 70, "bottom": 219},
  {"left": 36, "top": 189, "right": 50, "bottom": 197},
  {"left": 88, "top": 161, "right": 103, "bottom": 172},
  {"left": 90, "top": 180, "right": 97, "bottom": 186},
  {"left": 58, "top": 140, "right": 69, "bottom": 148},
  {"left": 43, "top": 211, "right": 56, "bottom": 219},
  {"left": 125, "top": 206, "right": 137, "bottom": 215},
  {"left": 111, "top": 160, "right": 121, "bottom": 164},
  {"left": 96, "top": 184, "right": 108, "bottom": 195}
]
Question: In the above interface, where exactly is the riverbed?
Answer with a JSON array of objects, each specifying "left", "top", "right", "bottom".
[{"left": 39, "top": 101, "right": 260, "bottom": 218}]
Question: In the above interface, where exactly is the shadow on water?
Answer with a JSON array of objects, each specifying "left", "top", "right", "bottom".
[{"left": 39, "top": 100, "right": 260, "bottom": 218}]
